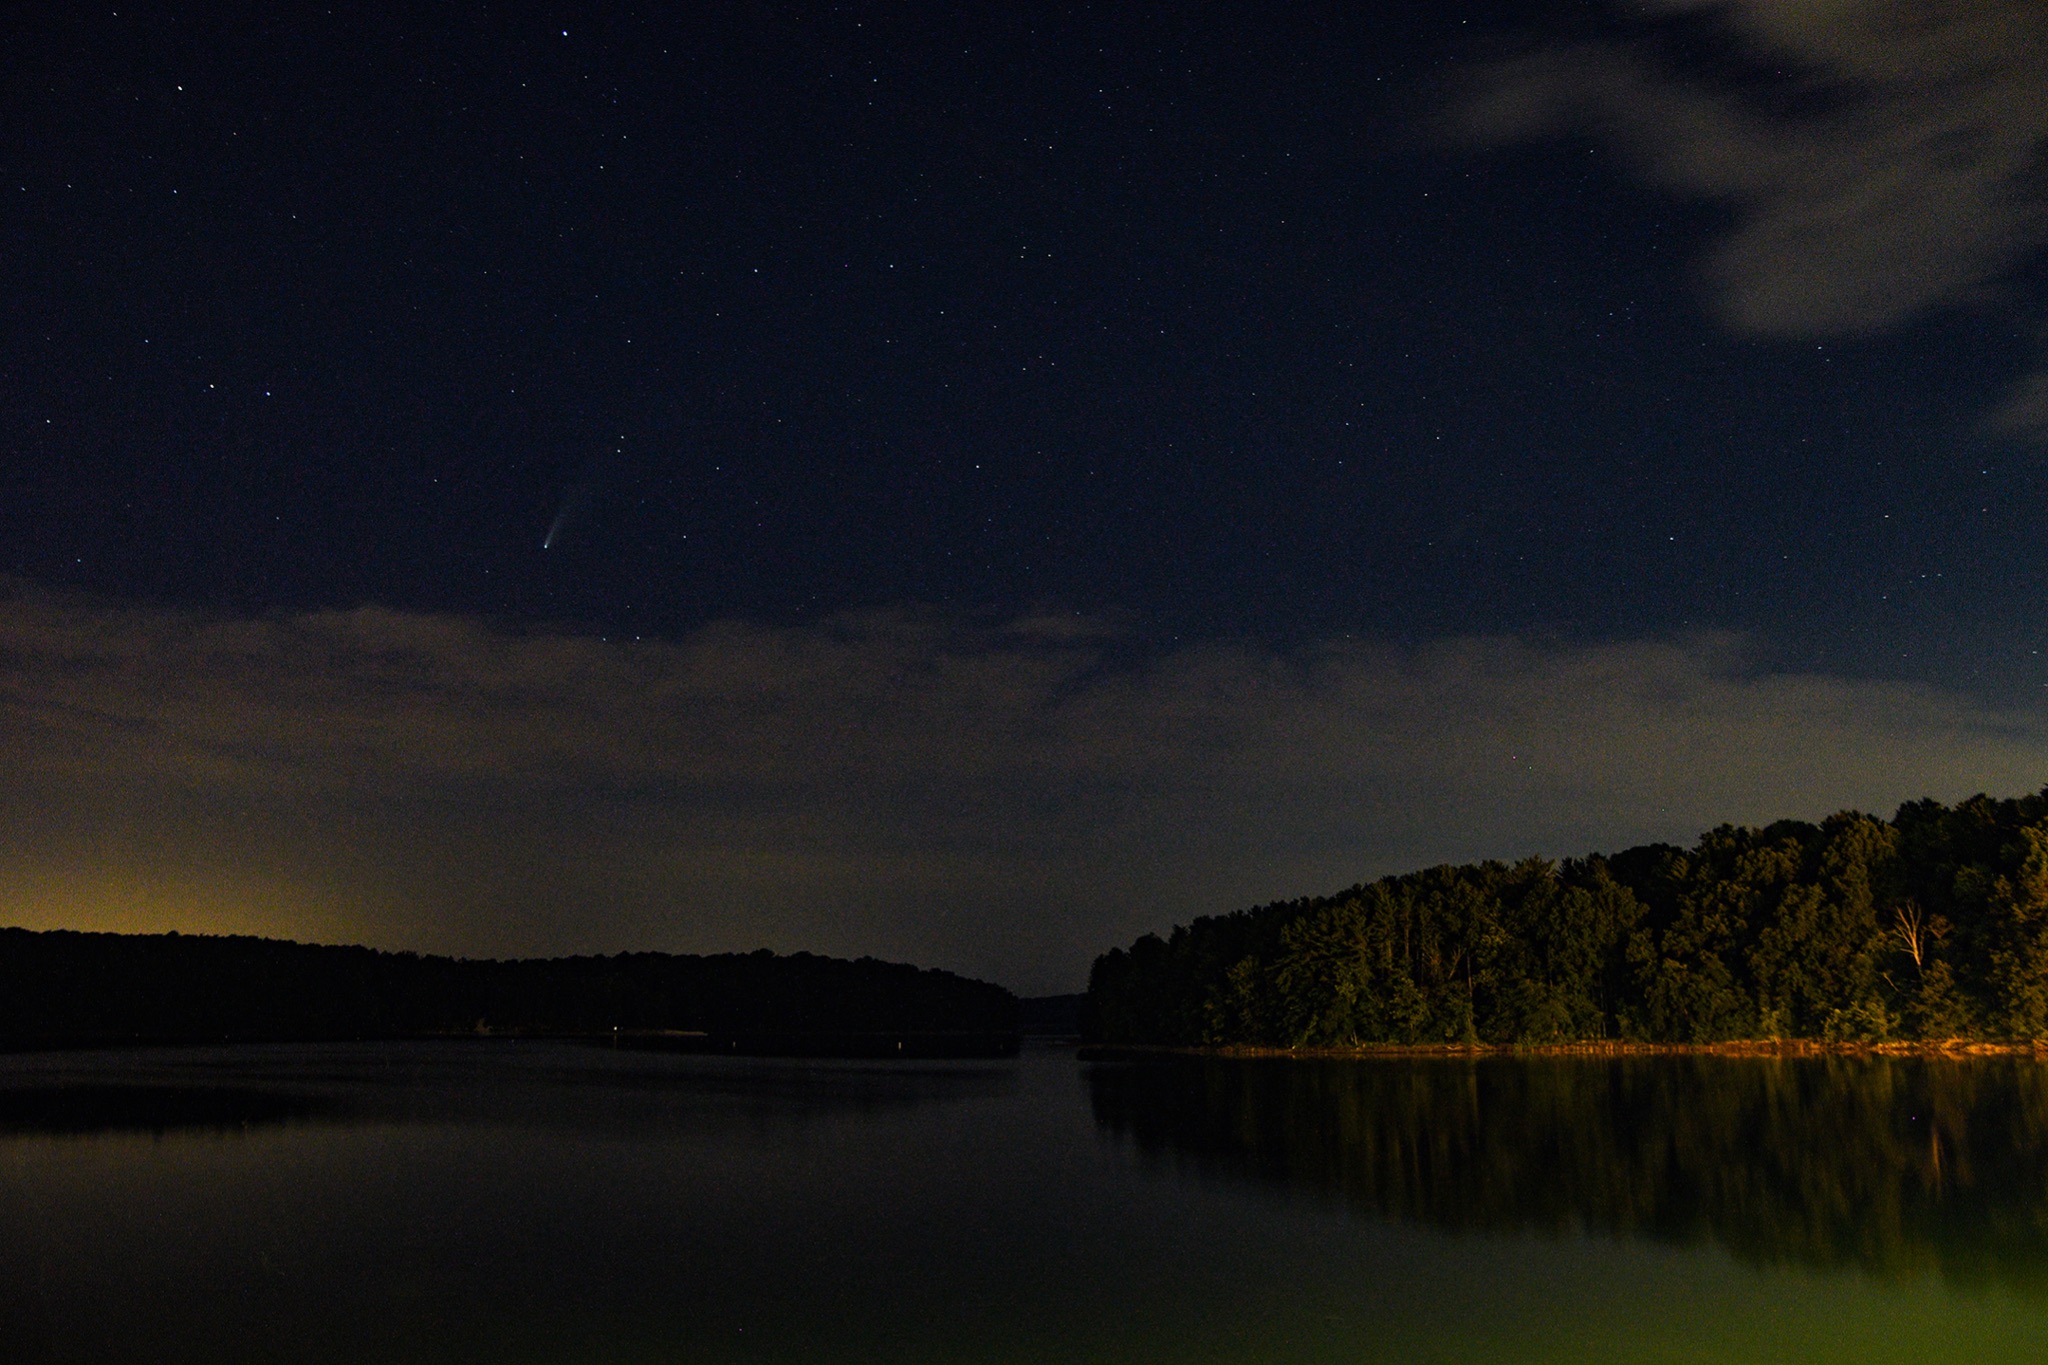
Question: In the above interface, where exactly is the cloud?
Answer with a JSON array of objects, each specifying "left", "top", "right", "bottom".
[
  {"left": 1451, "top": 0, "right": 2048, "bottom": 428},
  {"left": 1985, "top": 363, "right": 2048, "bottom": 438},
  {"left": 5, "top": 578, "right": 2048, "bottom": 991}
]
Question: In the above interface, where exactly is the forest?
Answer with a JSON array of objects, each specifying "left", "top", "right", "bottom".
[
  {"left": 0, "top": 931, "right": 1018, "bottom": 1052},
  {"left": 1086, "top": 790, "right": 2048, "bottom": 1046}
]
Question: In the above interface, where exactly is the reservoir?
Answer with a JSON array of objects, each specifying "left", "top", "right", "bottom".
[{"left": 4, "top": 1042, "right": 2046, "bottom": 1362}]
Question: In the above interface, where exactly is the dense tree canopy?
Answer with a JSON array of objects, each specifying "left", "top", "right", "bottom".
[{"left": 1087, "top": 790, "right": 2048, "bottom": 1045}]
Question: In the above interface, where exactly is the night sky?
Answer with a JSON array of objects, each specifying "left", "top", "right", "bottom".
[{"left": 8, "top": 1, "right": 2048, "bottom": 993}]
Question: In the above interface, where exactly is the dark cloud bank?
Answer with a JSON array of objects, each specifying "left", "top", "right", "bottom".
[{"left": 6, "top": 580, "right": 2048, "bottom": 993}]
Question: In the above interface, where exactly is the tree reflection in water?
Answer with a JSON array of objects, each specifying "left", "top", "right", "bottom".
[{"left": 1088, "top": 1055, "right": 2048, "bottom": 1287}]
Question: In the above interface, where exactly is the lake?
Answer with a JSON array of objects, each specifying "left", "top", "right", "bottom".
[{"left": 3, "top": 1042, "right": 2047, "bottom": 1362}]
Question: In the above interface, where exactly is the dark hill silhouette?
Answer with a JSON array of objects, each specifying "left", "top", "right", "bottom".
[{"left": 0, "top": 929, "right": 1018, "bottom": 1055}]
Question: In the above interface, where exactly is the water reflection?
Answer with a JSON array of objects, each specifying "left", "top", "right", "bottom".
[
  {"left": 0, "top": 1084, "right": 324, "bottom": 1135},
  {"left": 1087, "top": 1054, "right": 2048, "bottom": 1287},
  {"left": 0, "top": 1041, "right": 1017, "bottom": 1138}
]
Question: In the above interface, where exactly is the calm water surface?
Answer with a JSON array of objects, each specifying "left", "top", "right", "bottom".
[{"left": 3, "top": 1042, "right": 2047, "bottom": 1362}]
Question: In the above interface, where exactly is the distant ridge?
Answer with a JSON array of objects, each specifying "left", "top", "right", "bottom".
[
  {"left": 1017, "top": 993, "right": 1085, "bottom": 1036},
  {"left": 0, "top": 929, "right": 1018, "bottom": 1055}
]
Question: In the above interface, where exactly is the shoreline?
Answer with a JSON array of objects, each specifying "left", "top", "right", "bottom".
[
  {"left": 0, "top": 1029, "right": 1023, "bottom": 1060},
  {"left": 1078, "top": 1038, "right": 2048, "bottom": 1060}
]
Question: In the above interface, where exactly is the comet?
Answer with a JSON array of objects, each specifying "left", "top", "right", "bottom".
[{"left": 541, "top": 473, "right": 599, "bottom": 550}]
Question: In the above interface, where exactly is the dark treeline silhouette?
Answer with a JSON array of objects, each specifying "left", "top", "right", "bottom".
[
  {"left": 1088, "top": 1054, "right": 2048, "bottom": 1288},
  {"left": 1089, "top": 789, "right": 2048, "bottom": 1045},
  {"left": 0, "top": 929, "right": 1018, "bottom": 1052}
]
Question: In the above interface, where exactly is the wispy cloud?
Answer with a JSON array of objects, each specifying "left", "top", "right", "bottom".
[
  {"left": 1451, "top": 0, "right": 2048, "bottom": 434},
  {"left": 5, "top": 579, "right": 2048, "bottom": 991}
]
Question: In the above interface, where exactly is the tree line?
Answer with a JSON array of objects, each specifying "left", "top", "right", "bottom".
[
  {"left": 1086, "top": 790, "right": 2048, "bottom": 1045},
  {"left": 0, "top": 930, "right": 1018, "bottom": 1051}
]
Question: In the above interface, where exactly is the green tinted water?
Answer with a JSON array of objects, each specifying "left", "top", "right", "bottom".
[{"left": 1, "top": 1044, "right": 2043, "bottom": 1362}]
